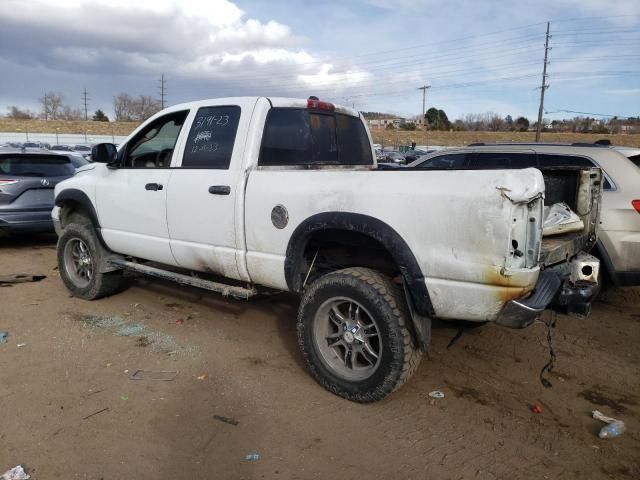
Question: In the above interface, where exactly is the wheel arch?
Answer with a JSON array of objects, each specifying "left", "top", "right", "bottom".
[
  {"left": 284, "top": 212, "right": 434, "bottom": 319},
  {"left": 55, "top": 188, "right": 101, "bottom": 229}
]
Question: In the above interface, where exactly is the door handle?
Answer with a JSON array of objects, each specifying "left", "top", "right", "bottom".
[
  {"left": 208, "top": 185, "right": 231, "bottom": 195},
  {"left": 145, "top": 183, "right": 163, "bottom": 191}
]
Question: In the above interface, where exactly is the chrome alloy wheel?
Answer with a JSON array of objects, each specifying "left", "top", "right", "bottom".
[
  {"left": 63, "top": 237, "right": 94, "bottom": 288},
  {"left": 312, "top": 297, "right": 382, "bottom": 381}
]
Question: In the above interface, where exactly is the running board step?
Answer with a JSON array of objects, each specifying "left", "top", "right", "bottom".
[{"left": 109, "top": 258, "right": 256, "bottom": 300}]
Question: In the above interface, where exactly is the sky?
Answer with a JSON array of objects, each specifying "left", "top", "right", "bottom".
[{"left": 0, "top": 0, "right": 639, "bottom": 121}]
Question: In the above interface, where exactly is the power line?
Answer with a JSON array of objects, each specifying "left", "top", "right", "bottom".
[
  {"left": 536, "top": 22, "right": 551, "bottom": 142},
  {"left": 545, "top": 109, "right": 631, "bottom": 118}
]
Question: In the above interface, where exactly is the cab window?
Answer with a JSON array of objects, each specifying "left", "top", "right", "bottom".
[{"left": 123, "top": 111, "right": 188, "bottom": 168}]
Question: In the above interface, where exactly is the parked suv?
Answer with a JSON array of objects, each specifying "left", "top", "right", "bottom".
[
  {"left": 410, "top": 143, "right": 640, "bottom": 286},
  {"left": 0, "top": 150, "right": 78, "bottom": 232}
]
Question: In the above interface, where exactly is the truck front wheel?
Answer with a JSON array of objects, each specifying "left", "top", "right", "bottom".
[
  {"left": 57, "top": 223, "right": 125, "bottom": 300},
  {"left": 297, "top": 267, "right": 422, "bottom": 402}
]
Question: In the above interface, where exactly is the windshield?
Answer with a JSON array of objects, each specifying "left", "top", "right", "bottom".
[{"left": 0, "top": 155, "right": 75, "bottom": 177}]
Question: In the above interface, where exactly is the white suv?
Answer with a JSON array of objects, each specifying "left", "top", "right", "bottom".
[{"left": 411, "top": 143, "right": 640, "bottom": 286}]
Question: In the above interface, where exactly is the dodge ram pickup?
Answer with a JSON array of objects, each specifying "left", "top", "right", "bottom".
[{"left": 52, "top": 96, "right": 601, "bottom": 402}]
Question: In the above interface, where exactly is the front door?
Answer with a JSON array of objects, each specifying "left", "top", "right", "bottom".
[
  {"left": 166, "top": 100, "right": 254, "bottom": 280},
  {"left": 95, "top": 110, "right": 189, "bottom": 265}
]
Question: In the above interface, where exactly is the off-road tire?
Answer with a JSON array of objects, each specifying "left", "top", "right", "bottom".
[
  {"left": 297, "top": 267, "right": 422, "bottom": 403},
  {"left": 57, "top": 222, "right": 125, "bottom": 300}
]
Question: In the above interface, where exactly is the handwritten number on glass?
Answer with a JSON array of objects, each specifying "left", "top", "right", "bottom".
[
  {"left": 194, "top": 115, "right": 230, "bottom": 130},
  {"left": 191, "top": 142, "right": 218, "bottom": 153}
]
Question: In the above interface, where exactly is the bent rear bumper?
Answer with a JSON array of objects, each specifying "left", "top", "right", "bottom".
[
  {"left": 496, "top": 271, "right": 562, "bottom": 328},
  {"left": 496, "top": 254, "right": 600, "bottom": 328}
]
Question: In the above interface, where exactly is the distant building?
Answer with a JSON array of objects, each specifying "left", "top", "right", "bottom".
[{"left": 368, "top": 118, "right": 405, "bottom": 129}]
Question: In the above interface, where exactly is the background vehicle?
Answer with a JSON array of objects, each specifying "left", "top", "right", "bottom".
[
  {"left": 403, "top": 149, "right": 428, "bottom": 162},
  {"left": 53, "top": 97, "right": 600, "bottom": 402},
  {"left": 0, "top": 150, "right": 77, "bottom": 233},
  {"left": 384, "top": 151, "right": 406, "bottom": 164},
  {"left": 50, "top": 145, "right": 75, "bottom": 152},
  {"left": 410, "top": 143, "right": 639, "bottom": 286}
]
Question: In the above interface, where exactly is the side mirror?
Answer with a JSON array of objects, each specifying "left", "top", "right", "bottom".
[{"left": 91, "top": 143, "right": 118, "bottom": 165}]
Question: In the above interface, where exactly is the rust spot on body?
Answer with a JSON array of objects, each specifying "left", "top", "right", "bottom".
[{"left": 485, "top": 267, "right": 531, "bottom": 304}]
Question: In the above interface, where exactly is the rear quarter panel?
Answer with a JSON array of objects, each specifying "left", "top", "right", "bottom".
[{"left": 244, "top": 167, "right": 545, "bottom": 321}]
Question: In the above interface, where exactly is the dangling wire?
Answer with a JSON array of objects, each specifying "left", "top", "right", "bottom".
[{"left": 539, "top": 309, "right": 557, "bottom": 388}]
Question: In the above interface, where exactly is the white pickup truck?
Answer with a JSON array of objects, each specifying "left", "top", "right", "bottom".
[{"left": 53, "top": 96, "right": 601, "bottom": 402}]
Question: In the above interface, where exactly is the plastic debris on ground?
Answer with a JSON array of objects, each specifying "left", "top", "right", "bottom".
[
  {"left": 214, "top": 415, "right": 239, "bottom": 426},
  {"left": 129, "top": 370, "right": 178, "bottom": 381},
  {"left": 543, "top": 202, "right": 584, "bottom": 236},
  {"left": 532, "top": 403, "right": 543, "bottom": 414},
  {"left": 428, "top": 391, "right": 445, "bottom": 399},
  {"left": 1, "top": 465, "right": 30, "bottom": 480},
  {"left": 0, "top": 274, "right": 46, "bottom": 285},
  {"left": 0, "top": 331, "right": 8, "bottom": 345},
  {"left": 593, "top": 410, "right": 626, "bottom": 439},
  {"left": 245, "top": 453, "right": 260, "bottom": 461}
]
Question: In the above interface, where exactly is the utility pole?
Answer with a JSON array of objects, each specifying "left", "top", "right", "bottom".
[
  {"left": 535, "top": 22, "right": 551, "bottom": 142},
  {"left": 158, "top": 73, "right": 167, "bottom": 109},
  {"left": 82, "top": 87, "right": 89, "bottom": 121},
  {"left": 43, "top": 92, "right": 48, "bottom": 121},
  {"left": 418, "top": 85, "right": 430, "bottom": 122},
  {"left": 418, "top": 84, "right": 430, "bottom": 149}
]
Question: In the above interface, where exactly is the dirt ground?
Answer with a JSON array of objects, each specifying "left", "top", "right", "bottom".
[{"left": 1, "top": 234, "right": 639, "bottom": 480}]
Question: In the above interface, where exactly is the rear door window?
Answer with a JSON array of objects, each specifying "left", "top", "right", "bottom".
[
  {"left": 413, "top": 153, "right": 467, "bottom": 169},
  {"left": 470, "top": 152, "right": 536, "bottom": 168},
  {"left": 181, "top": 106, "right": 241, "bottom": 169},
  {"left": 0, "top": 155, "right": 75, "bottom": 177},
  {"left": 260, "top": 108, "right": 372, "bottom": 167}
]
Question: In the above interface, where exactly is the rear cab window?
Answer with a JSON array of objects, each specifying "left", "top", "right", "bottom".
[
  {"left": 259, "top": 108, "right": 372, "bottom": 167},
  {"left": 628, "top": 154, "right": 640, "bottom": 168}
]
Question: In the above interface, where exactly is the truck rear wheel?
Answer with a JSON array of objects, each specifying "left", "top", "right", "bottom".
[
  {"left": 57, "top": 223, "right": 125, "bottom": 300},
  {"left": 297, "top": 267, "right": 422, "bottom": 402}
]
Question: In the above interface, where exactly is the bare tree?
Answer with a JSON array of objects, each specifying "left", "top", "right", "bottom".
[
  {"left": 133, "top": 95, "right": 162, "bottom": 121},
  {"left": 113, "top": 93, "right": 161, "bottom": 121},
  {"left": 39, "top": 92, "right": 65, "bottom": 120},
  {"left": 60, "top": 105, "right": 83, "bottom": 121},
  {"left": 6, "top": 106, "right": 36, "bottom": 119},
  {"left": 487, "top": 112, "right": 505, "bottom": 132},
  {"left": 113, "top": 93, "right": 134, "bottom": 121}
]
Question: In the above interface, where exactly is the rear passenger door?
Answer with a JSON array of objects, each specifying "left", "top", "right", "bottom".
[{"left": 166, "top": 99, "right": 254, "bottom": 279}]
